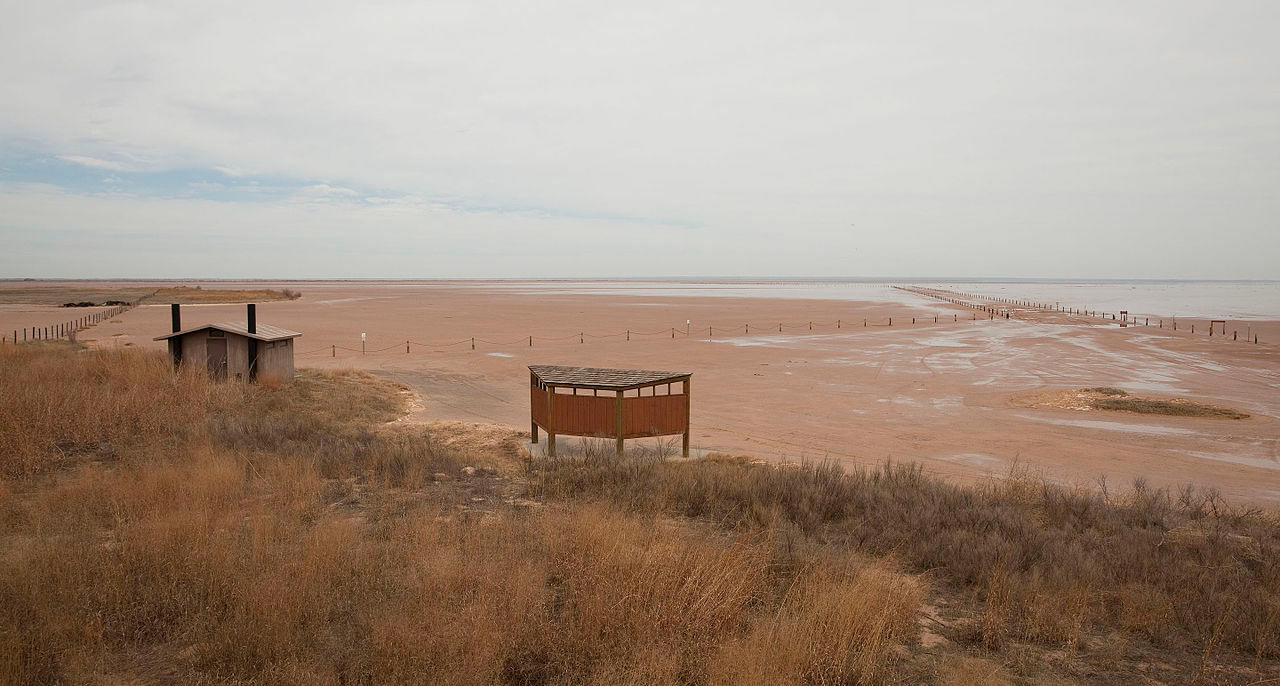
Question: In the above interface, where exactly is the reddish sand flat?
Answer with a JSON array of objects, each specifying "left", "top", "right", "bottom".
[{"left": 24, "top": 281, "right": 1280, "bottom": 504}]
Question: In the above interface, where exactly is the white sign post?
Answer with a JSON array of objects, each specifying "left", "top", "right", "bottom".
[{"left": 361, "top": 332, "right": 366, "bottom": 354}]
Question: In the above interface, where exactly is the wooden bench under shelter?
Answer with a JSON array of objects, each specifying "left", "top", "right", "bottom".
[{"left": 529, "top": 365, "right": 691, "bottom": 457}]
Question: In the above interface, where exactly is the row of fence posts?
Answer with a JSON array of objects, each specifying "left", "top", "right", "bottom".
[
  {"left": 314, "top": 311, "right": 1001, "bottom": 357},
  {"left": 897, "top": 286, "right": 1261, "bottom": 344},
  {"left": 3, "top": 304, "right": 133, "bottom": 344}
]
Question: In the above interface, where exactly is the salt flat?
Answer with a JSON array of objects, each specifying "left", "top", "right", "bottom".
[{"left": 50, "top": 279, "right": 1280, "bottom": 504}]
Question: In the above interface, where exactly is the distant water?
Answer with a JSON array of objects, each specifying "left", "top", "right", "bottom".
[
  {"left": 475, "top": 279, "right": 1280, "bottom": 320},
  {"left": 928, "top": 281, "right": 1280, "bottom": 321}
]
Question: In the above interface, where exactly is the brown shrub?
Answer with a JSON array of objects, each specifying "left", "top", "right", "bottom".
[
  {"left": 711, "top": 559, "right": 924, "bottom": 685},
  {"left": 531, "top": 455, "right": 1280, "bottom": 659}
]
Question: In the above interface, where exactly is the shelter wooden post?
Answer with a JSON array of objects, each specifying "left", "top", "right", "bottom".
[
  {"left": 616, "top": 390, "right": 624, "bottom": 456},
  {"left": 682, "top": 378, "right": 691, "bottom": 457},
  {"left": 530, "top": 371, "right": 539, "bottom": 444},
  {"left": 546, "top": 384, "right": 556, "bottom": 457}
]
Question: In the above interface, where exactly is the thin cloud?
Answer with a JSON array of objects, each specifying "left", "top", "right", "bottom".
[{"left": 57, "top": 155, "right": 128, "bottom": 171}]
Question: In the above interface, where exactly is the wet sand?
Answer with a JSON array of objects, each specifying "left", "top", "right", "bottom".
[{"left": 19, "top": 281, "right": 1280, "bottom": 504}]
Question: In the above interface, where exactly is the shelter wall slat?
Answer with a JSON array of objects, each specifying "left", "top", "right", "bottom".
[
  {"left": 550, "top": 393, "right": 614, "bottom": 437},
  {"left": 530, "top": 386, "right": 549, "bottom": 427},
  {"left": 622, "top": 395, "right": 687, "bottom": 439}
]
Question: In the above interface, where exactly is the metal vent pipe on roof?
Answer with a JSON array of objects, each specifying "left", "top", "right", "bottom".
[
  {"left": 171, "top": 304, "right": 181, "bottom": 333},
  {"left": 246, "top": 304, "right": 258, "bottom": 382}
]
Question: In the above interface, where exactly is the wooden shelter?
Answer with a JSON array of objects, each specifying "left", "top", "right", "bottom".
[
  {"left": 529, "top": 365, "right": 691, "bottom": 457},
  {"left": 154, "top": 304, "right": 300, "bottom": 382}
]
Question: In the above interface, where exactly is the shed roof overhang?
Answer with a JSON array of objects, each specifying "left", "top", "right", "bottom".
[
  {"left": 154, "top": 321, "right": 302, "bottom": 343},
  {"left": 529, "top": 364, "right": 691, "bottom": 391}
]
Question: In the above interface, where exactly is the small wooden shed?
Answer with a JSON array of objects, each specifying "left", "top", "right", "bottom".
[
  {"left": 154, "top": 304, "right": 300, "bottom": 382},
  {"left": 529, "top": 365, "right": 691, "bottom": 457}
]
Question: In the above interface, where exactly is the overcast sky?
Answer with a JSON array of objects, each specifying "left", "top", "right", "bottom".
[{"left": 1, "top": 1, "right": 1277, "bottom": 279}]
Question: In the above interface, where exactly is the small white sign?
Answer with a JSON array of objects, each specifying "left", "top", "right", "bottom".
[{"left": 361, "top": 332, "right": 366, "bottom": 340}]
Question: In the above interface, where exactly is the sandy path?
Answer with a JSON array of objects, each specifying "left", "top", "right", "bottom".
[{"left": 54, "top": 280, "right": 1280, "bottom": 504}]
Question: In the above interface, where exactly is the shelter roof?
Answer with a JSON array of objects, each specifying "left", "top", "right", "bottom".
[
  {"left": 529, "top": 364, "right": 690, "bottom": 390},
  {"left": 153, "top": 321, "right": 302, "bottom": 343}
]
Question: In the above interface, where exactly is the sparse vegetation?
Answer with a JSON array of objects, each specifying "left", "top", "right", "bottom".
[
  {"left": 0, "top": 284, "right": 303, "bottom": 306},
  {"left": 1026, "top": 387, "right": 1251, "bottom": 419},
  {"left": 532, "top": 454, "right": 1280, "bottom": 664},
  {"left": 1094, "top": 396, "right": 1250, "bottom": 419},
  {"left": 150, "top": 285, "right": 302, "bottom": 304},
  {"left": 0, "top": 345, "right": 1277, "bottom": 684},
  {"left": 0, "top": 285, "right": 157, "bottom": 305}
]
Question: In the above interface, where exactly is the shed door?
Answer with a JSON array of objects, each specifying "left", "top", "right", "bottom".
[{"left": 207, "top": 338, "right": 228, "bottom": 380}]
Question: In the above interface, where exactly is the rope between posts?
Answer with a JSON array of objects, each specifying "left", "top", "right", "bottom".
[
  {"left": 473, "top": 337, "right": 531, "bottom": 346},
  {"left": 408, "top": 339, "right": 471, "bottom": 348}
]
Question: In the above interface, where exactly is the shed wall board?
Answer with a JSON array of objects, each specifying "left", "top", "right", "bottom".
[
  {"left": 180, "top": 335, "right": 207, "bottom": 369},
  {"left": 257, "top": 338, "right": 296, "bottom": 379},
  {"left": 227, "top": 335, "right": 250, "bottom": 379}
]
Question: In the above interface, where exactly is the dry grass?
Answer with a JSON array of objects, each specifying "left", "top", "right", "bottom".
[
  {"left": 1093, "top": 396, "right": 1249, "bottom": 419},
  {"left": 1083, "top": 386, "right": 1250, "bottom": 418},
  {"left": 1022, "top": 387, "right": 1250, "bottom": 419},
  {"left": 530, "top": 455, "right": 1280, "bottom": 664},
  {"left": 0, "top": 285, "right": 157, "bottom": 305},
  {"left": 3, "top": 345, "right": 1277, "bottom": 684},
  {"left": 0, "top": 346, "right": 926, "bottom": 685},
  {"left": 150, "top": 285, "right": 301, "bottom": 303},
  {"left": 0, "top": 343, "right": 240, "bottom": 478},
  {"left": 1083, "top": 386, "right": 1128, "bottom": 397},
  {"left": 0, "top": 284, "right": 302, "bottom": 306}
]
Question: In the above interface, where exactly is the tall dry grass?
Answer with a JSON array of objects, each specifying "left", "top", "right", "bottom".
[
  {"left": 0, "top": 346, "right": 924, "bottom": 684},
  {"left": 6, "top": 344, "right": 1276, "bottom": 683},
  {"left": 531, "top": 454, "right": 1280, "bottom": 661},
  {"left": 0, "top": 343, "right": 239, "bottom": 478}
]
